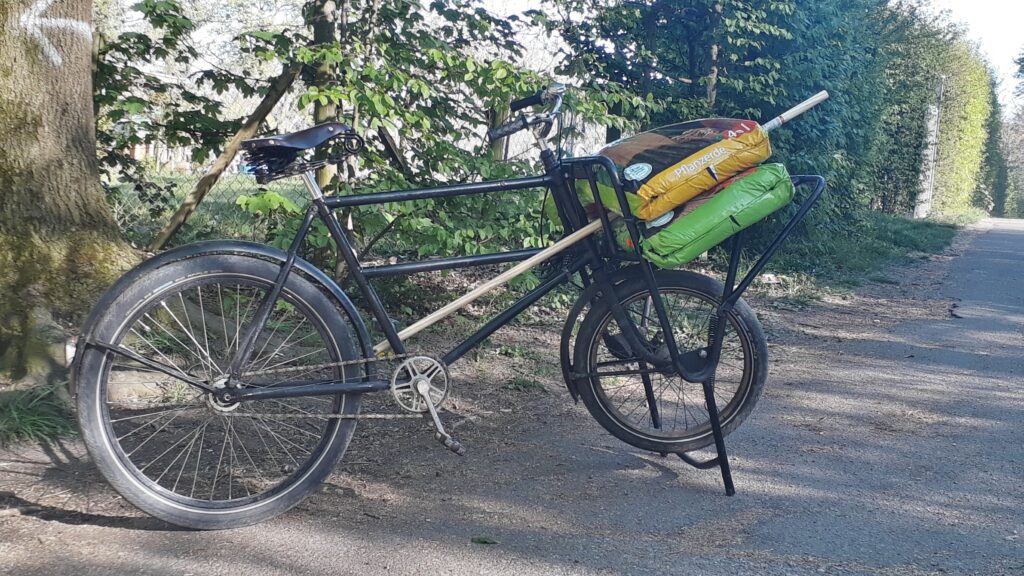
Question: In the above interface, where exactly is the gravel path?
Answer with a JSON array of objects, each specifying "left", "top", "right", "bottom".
[{"left": 1, "top": 219, "right": 1021, "bottom": 575}]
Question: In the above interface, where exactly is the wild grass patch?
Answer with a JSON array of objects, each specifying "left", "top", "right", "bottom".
[
  {"left": 0, "top": 382, "right": 76, "bottom": 447},
  {"left": 751, "top": 210, "right": 957, "bottom": 291},
  {"left": 503, "top": 376, "right": 547, "bottom": 392}
]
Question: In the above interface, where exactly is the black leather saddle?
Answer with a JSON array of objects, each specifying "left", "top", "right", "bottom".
[
  {"left": 240, "top": 122, "right": 363, "bottom": 183},
  {"left": 241, "top": 122, "right": 353, "bottom": 153}
]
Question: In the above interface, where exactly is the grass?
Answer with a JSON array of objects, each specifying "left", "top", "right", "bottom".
[
  {"left": 0, "top": 382, "right": 76, "bottom": 447},
  {"left": 933, "top": 206, "right": 989, "bottom": 227},
  {"left": 503, "top": 376, "right": 547, "bottom": 393},
  {"left": 752, "top": 210, "right": 958, "bottom": 291},
  {"left": 495, "top": 344, "right": 543, "bottom": 361}
]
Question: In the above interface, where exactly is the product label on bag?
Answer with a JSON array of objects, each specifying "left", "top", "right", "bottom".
[
  {"left": 623, "top": 162, "right": 653, "bottom": 181},
  {"left": 671, "top": 146, "right": 728, "bottom": 178}
]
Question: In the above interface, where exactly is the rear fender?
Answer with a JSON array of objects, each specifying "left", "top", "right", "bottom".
[{"left": 70, "top": 240, "right": 371, "bottom": 397}]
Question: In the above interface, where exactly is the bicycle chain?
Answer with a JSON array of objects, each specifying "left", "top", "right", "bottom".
[
  {"left": 220, "top": 412, "right": 421, "bottom": 420},
  {"left": 234, "top": 353, "right": 421, "bottom": 421}
]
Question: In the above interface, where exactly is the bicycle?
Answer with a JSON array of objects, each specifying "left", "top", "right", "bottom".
[{"left": 71, "top": 85, "right": 827, "bottom": 529}]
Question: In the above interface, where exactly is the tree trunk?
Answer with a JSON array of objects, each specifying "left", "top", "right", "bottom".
[
  {"left": 706, "top": 3, "right": 723, "bottom": 112},
  {"left": 0, "top": 0, "right": 134, "bottom": 379},
  {"left": 606, "top": 101, "right": 622, "bottom": 144},
  {"left": 706, "top": 42, "right": 719, "bottom": 110},
  {"left": 310, "top": 0, "right": 338, "bottom": 190}
]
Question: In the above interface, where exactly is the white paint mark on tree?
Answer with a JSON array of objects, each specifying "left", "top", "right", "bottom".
[{"left": 18, "top": 0, "right": 92, "bottom": 67}]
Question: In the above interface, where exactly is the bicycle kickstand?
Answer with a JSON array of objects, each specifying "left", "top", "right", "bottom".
[{"left": 676, "top": 312, "right": 736, "bottom": 496}]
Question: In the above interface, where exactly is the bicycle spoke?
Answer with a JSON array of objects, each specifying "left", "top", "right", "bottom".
[
  {"left": 171, "top": 418, "right": 211, "bottom": 493},
  {"left": 590, "top": 287, "right": 751, "bottom": 441},
  {"left": 189, "top": 420, "right": 210, "bottom": 499},
  {"left": 126, "top": 328, "right": 199, "bottom": 384},
  {"left": 110, "top": 405, "right": 198, "bottom": 423},
  {"left": 251, "top": 319, "right": 313, "bottom": 374},
  {"left": 100, "top": 274, "right": 353, "bottom": 508},
  {"left": 116, "top": 404, "right": 200, "bottom": 442},
  {"left": 229, "top": 417, "right": 266, "bottom": 488},
  {"left": 210, "top": 424, "right": 230, "bottom": 501},
  {"left": 143, "top": 421, "right": 208, "bottom": 476}
]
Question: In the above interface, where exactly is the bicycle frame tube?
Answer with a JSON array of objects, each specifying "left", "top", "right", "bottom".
[
  {"left": 323, "top": 175, "right": 553, "bottom": 209},
  {"left": 373, "top": 218, "right": 605, "bottom": 355},
  {"left": 227, "top": 206, "right": 318, "bottom": 378},
  {"left": 283, "top": 168, "right": 602, "bottom": 367}
]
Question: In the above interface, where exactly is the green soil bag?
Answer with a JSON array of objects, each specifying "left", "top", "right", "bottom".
[{"left": 639, "top": 163, "right": 794, "bottom": 269}]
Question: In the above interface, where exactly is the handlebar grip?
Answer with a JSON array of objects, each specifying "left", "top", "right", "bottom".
[
  {"left": 510, "top": 90, "right": 544, "bottom": 113},
  {"left": 486, "top": 116, "right": 528, "bottom": 143}
]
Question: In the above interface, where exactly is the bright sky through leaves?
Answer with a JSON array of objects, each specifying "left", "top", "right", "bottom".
[{"left": 932, "top": 0, "right": 1022, "bottom": 106}]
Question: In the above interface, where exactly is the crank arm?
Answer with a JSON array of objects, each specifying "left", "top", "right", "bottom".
[{"left": 415, "top": 380, "right": 465, "bottom": 456}]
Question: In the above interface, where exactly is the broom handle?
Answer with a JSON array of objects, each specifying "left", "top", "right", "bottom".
[{"left": 762, "top": 90, "right": 829, "bottom": 132}]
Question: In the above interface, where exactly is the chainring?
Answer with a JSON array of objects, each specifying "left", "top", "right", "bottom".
[{"left": 390, "top": 355, "right": 449, "bottom": 413}]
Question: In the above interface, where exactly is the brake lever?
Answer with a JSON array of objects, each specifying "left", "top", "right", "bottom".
[{"left": 532, "top": 116, "right": 555, "bottom": 140}]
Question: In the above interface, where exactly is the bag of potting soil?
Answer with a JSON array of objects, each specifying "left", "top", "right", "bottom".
[
  {"left": 634, "top": 163, "right": 795, "bottom": 269},
  {"left": 605, "top": 118, "right": 772, "bottom": 220},
  {"left": 543, "top": 118, "right": 771, "bottom": 223}
]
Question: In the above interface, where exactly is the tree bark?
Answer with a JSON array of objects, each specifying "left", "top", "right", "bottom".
[
  {"left": 605, "top": 101, "right": 622, "bottom": 144},
  {"left": 706, "top": 3, "right": 723, "bottom": 112},
  {"left": 310, "top": 0, "right": 338, "bottom": 189},
  {"left": 0, "top": 0, "right": 134, "bottom": 379}
]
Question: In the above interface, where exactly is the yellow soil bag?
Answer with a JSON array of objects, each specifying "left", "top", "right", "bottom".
[{"left": 598, "top": 119, "right": 772, "bottom": 221}]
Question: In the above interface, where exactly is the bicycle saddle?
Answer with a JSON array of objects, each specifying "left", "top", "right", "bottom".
[{"left": 241, "top": 122, "right": 353, "bottom": 152}]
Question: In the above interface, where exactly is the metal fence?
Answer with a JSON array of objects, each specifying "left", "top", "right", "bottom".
[{"left": 106, "top": 86, "right": 312, "bottom": 249}]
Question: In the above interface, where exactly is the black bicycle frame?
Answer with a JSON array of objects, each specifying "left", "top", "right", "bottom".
[
  {"left": 91, "top": 142, "right": 825, "bottom": 402},
  {"left": 221, "top": 152, "right": 824, "bottom": 397},
  {"left": 89, "top": 136, "right": 826, "bottom": 495}
]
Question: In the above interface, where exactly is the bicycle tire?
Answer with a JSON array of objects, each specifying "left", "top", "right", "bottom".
[
  {"left": 76, "top": 253, "right": 363, "bottom": 529},
  {"left": 572, "top": 269, "right": 768, "bottom": 454}
]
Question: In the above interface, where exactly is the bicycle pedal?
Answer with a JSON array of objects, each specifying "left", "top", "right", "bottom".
[{"left": 434, "top": 431, "right": 466, "bottom": 456}]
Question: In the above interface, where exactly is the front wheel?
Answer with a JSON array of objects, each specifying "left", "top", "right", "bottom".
[
  {"left": 76, "top": 253, "right": 363, "bottom": 529},
  {"left": 573, "top": 270, "right": 768, "bottom": 454}
]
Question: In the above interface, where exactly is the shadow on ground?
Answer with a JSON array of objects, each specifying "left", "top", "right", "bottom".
[{"left": 1, "top": 220, "right": 1022, "bottom": 576}]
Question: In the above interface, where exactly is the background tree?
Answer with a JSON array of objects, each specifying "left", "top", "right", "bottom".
[
  {"left": 545, "top": 0, "right": 1003, "bottom": 222},
  {"left": 1000, "top": 49, "right": 1024, "bottom": 217},
  {"left": 0, "top": 0, "right": 135, "bottom": 379}
]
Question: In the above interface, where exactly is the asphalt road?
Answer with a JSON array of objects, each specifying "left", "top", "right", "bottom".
[{"left": 1, "top": 219, "right": 1022, "bottom": 575}]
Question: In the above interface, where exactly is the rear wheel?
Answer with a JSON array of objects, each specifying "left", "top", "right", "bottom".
[
  {"left": 573, "top": 270, "right": 767, "bottom": 453},
  {"left": 76, "top": 254, "right": 363, "bottom": 529}
]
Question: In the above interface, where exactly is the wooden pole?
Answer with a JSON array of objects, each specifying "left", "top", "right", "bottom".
[
  {"left": 147, "top": 64, "right": 301, "bottom": 251},
  {"left": 374, "top": 218, "right": 606, "bottom": 354}
]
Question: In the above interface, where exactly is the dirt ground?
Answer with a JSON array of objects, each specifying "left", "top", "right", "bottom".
[{"left": 1, "top": 219, "right": 1021, "bottom": 575}]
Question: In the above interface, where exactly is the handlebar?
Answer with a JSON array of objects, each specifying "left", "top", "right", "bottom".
[
  {"left": 510, "top": 90, "right": 544, "bottom": 113},
  {"left": 487, "top": 84, "right": 567, "bottom": 145},
  {"left": 487, "top": 115, "right": 529, "bottom": 143}
]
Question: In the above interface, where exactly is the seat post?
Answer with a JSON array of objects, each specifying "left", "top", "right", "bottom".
[{"left": 300, "top": 171, "right": 324, "bottom": 200}]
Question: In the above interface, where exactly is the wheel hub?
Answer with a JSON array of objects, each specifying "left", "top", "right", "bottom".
[{"left": 206, "top": 376, "right": 240, "bottom": 413}]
